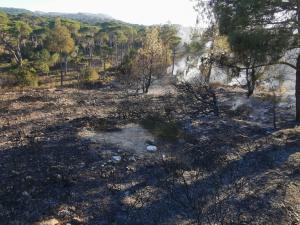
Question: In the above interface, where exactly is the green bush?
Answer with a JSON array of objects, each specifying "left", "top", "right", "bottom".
[
  {"left": 81, "top": 67, "right": 99, "bottom": 81},
  {"left": 34, "top": 61, "right": 50, "bottom": 74},
  {"left": 14, "top": 66, "right": 39, "bottom": 87}
]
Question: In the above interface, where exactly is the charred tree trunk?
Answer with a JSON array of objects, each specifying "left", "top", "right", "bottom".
[
  {"left": 103, "top": 59, "right": 106, "bottom": 71},
  {"left": 115, "top": 43, "right": 118, "bottom": 66},
  {"left": 246, "top": 67, "right": 256, "bottom": 98},
  {"left": 171, "top": 49, "right": 176, "bottom": 75},
  {"left": 144, "top": 64, "right": 153, "bottom": 93},
  {"left": 271, "top": 91, "right": 278, "bottom": 129},
  {"left": 144, "top": 72, "right": 152, "bottom": 94},
  {"left": 205, "top": 61, "right": 213, "bottom": 84},
  {"left": 60, "top": 56, "right": 64, "bottom": 86},
  {"left": 64, "top": 54, "right": 68, "bottom": 77},
  {"left": 295, "top": 3, "right": 300, "bottom": 122},
  {"left": 296, "top": 54, "right": 300, "bottom": 122},
  {"left": 89, "top": 47, "right": 93, "bottom": 67}
]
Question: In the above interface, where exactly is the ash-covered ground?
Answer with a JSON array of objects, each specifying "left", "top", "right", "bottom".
[{"left": 0, "top": 82, "right": 299, "bottom": 225}]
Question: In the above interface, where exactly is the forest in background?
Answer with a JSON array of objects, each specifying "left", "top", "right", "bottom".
[{"left": 0, "top": 7, "right": 182, "bottom": 92}]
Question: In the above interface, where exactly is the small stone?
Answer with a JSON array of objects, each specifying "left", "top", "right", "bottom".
[
  {"left": 147, "top": 145, "right": 158, "bottom": 152},
  {"left": 129, "top": 156, "right": 136, "bottom": 162},
  {"left": 112, "top": 156, "right": 121, "bottom": 162},
  {"left": 22, "top": 191, "right": 30, "bottom": 197},
  {"left": 126, "top": 166, "right": 136, "bottom": 172},
  {"left": 79, "top": 162, "right": 86, "bottom": 168},
  {"left": 58, "top": 209, "right": 73, "bottom": 217},
  {"left": 36, "top": 218, "right": 59, "bottom": 225}
]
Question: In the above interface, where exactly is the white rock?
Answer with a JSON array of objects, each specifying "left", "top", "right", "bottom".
[
  {"left": 147, "top": 145, "right": 158, "bottom": 152},
  {"left": 22, "top": 191, "right": 30, "bottom": 197},
  {"left": 36, "top": 218, "right": 60, "bottom": 225},
  {"left": 129, "top": 156, "right": 136, "bottom": 161},
  {"left": 112, "top": 156, "right": 122, "bottom": 162}
]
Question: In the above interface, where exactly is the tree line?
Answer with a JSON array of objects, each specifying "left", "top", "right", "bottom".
[{"left": 0, "top": 11, "right": 181, "bottom": 89}]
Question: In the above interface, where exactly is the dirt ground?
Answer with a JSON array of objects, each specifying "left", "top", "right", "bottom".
[{"left": 0, "top": 83, "right": 299, "bottom": 225}]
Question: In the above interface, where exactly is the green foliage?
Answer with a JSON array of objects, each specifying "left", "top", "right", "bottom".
[
  {"left": 34, "top": 61, "right": 49, "bottom": 74},
  {"left": 131, "top": 27, "right": 167, "bottom": 92},
  {"left": 32, "top": 49, "right": 54, "bottom": 74},
  {"left": 0, "top": 11, "right": 9, "bottom": 28},
  {"left": 13, "top": 66, "right": 38, "bottom": 87},
  {"left": 119, "top": 49, "right": 137, "bottom": 75},
  {"left": 228, "top": 29, "right": 288, "bottom": 65},
  {"left": 61, "top": 19, "right": 81, "bottom": 35},
  {"left": 81, "top": 67, "right": 99, "bottom": 81},
  {"left": 36, "top": 49, "right": 50, "bottom": 61},
  {"left": 14, "top": 21, "right": 32, "bottom": 37},
  {"left": 186, "top": 40, "right": 205, "bottom": 55},
  {"left": 159, "top": 24, "right": 179, "bottom": 47},
  {"left": 0, "top": 10, "right": 146, "bottom": 87},
  {"left": 211, "top": 0, "right": 293, "bottom": 63},
  {"left": 50, "top": 53, "right": 60, "bottom": 66},
  {"left": 46, "top": 21, "right": 75, "bottom": 54}
]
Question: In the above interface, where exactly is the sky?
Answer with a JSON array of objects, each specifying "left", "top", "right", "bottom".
[{"left": 0, "top": 0, "right": 198, "bottom": 26}]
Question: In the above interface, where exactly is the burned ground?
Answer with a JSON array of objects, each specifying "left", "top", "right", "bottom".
[{"left": 0, "top": 85, "right": 299, "bottom": 225}]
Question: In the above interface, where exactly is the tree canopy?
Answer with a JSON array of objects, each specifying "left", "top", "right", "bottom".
[{"left": 196, "top": 0, "right": 300, "bottom": 121}]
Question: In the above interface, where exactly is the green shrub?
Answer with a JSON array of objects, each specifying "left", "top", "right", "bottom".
[
  {"left": 50, "top": 53, "right": 60, "bottom": 66},
  {"left": 34, "top": 61, "right": 50, "bottom": 74},
  {"left": 14, "top": 66, "right": 39, "bottom": 87},
  {"left": 81, "top": 67, "right": 99, "bottom": 81}
]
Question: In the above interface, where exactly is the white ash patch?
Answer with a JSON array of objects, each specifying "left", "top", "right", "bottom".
[{"left": 78, "top": 123, "right": 155, "bottom": 153}]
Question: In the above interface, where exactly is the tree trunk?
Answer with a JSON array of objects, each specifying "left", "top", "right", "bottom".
[
  {"left": 296, "top": 54, "right": 300, "bottom": 122},
  {"left": 205, "top": 34, "right": 215, "bottom": 84},
  {"left": 16, "top": 41, "right": 23, "bottom": 66},
  {"left": 246, "top": 67, "right": 256, "bottom": 98},
  {"left": 205, "top": 62, "right": 213, "bottom": 84},
  {"left": 64, "top": 55, "right": 68, "bottom": 77},
  {"left": 171, "top": 49, "right": 176, "bottom": 75},
  {"left": 144, "top": 74, "right": 152, "bottom": 93},
  {"left": 89, "top": 47, "right": 93, "bottom": 67},
  {"left": 272, "top": 92, "right": 277, "bottom": 129},
  {"left": 1, "top": 36, "right": 23, "bottom": 66},
  {"left": 115, "top": 43, "right": 118, "bottom": 66},
  {"left": 60, "top": 57, "right": 64, "bottom": 86},
  {"left": 295, "top": 3, "right": 300, "bottom": 122}
]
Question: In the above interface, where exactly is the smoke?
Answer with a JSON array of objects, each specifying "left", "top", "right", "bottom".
[
  {"left": 172, "top": 25, "right": 297, "bottom": 102},
  {"left": 177, "top": 26, "right": 193, "bottom": 44},
  {"left": 172, "top": 57, "right": 188, "bottom": 75},
  {"left": 231, "top": 96, "right": 249, "bottom": 110},
  {"left": 172, "top": 56, "right": 203, "bottom": 81}
]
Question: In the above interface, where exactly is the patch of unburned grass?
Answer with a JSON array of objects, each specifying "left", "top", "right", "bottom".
[{"left": 140, "top": 114, "right": 183, "bottom": 142}]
